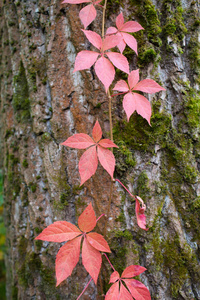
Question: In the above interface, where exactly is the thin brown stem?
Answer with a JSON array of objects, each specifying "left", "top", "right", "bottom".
[
  {"left": 104, "top": 179, "right": 113, "bottom": 236},
  {"left": 102, "top": 0, "right": 108, "bottom": 39}
]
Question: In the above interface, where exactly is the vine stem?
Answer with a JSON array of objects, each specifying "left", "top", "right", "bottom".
[
  {"left": 102, "top": 0, "right": 108, "bottom": 39},
  {"left": 76, "top": 278, "right": 92, "bottom": 300},
  {"left": 103, "top": 253, "right": 116, "bottom": 272},
  {"left": 96, "top": 214, "right": 105, "bottom": 222}
]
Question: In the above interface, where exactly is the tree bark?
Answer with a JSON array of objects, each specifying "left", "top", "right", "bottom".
[{"left": 1, "top": 0, "right": 200, "bottom": 299}]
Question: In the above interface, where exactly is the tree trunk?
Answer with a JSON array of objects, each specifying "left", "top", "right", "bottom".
[{"left": 1, "top": 0, "right": 200, "bottom": 299}]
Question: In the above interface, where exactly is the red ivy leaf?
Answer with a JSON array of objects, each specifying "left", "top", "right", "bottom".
[
  {"left": 87, "top": 232, "right": 111, "bottom": 252},
  {"left": 135, "top": 197, "right": 149, "bottom": 231},
  {"left": 61, "top": 133, "right": 95, "bottom": 149},
  {"left": 79, "top": 146, "right": 98, "bottom": 186},
  {"left": 119, "top": 283, "right": 133, "bottom": 300},
  {"left": 123, "top": 279, "right": 151, "bottom": 300},
  {"left": 109, "top": 271, "right": 120, "bottom": 283},
  {"left": 105, "top": 282, "right": 120, "bottom": 300},
  {"left": 82, "top": 237, "right": 102, "bottom": 284},
  {"left": 78, "top": 202, "right": 96, "bottom": 232},
  {"left": 121, "top": 265, "right": 147, "bottom": 278},
  {"left": 92, "top": 120, "right": 102, "bottom": 142},
  {"left": 35, "top": 221, "right": 81, "bottom": 242},
  {"left": 97, "top": 145, "right": 115, "bottom": 179},
  {"left": 55, "top": 236, "right": 82, "bottom": 286}
]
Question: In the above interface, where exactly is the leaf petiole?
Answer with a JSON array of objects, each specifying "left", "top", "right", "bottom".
[
  {"left": 103, "top": 253, "right": 116, "bottom": 272},
  {"left": 76, "top": 277, "right": 93, "bottom": 300}
]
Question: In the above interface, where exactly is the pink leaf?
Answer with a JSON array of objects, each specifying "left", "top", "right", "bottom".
[
  {"left": 103, "top": 35, "right": 122, "bottom": 51},
  {"left": 62, "top": 133, "right": 95, "bottom": 149},
  {"left": 117, "top": 38, "right": 126, "bottom": 54},
  {"left": 119, "top": 283, "right": 133, "bottom": 300},
  {"left": 116, "top": 12, "right": 124, "bottom": 30},
  {"left": 105, "top": 282, "right": 120, "bottom": 300},
  {"left": 79, "top": 146, "right": 98, "bottom": 185},
  {"left": 78, "top": 203, "right": 96, "bottom": 232},
  {"left": 98, "top": 139, "right": 118, "bottom": 148},
  {"left": 122, "top": 32, "right": 138, "bottom": 54},
  {"left": 106, "top": 26, "right": 118, "bottom": 35},
  {"left": 82, "top": 237, "right": 102, "bottom": 284},
  {"left": 35, "top": 221, "right": 81, "bottom": 242},
  {"left": 62, "top": 0, "right": 90, "bottom": 4},
  {"left": 113, "top": 80, "right": 129, "bottom": 92},
  {"left": 109, "top": 271, "right": 120, "bottom": 283},
  {"left": 123, "top": 279, "right": 151, "bottom": 300},
  {"left": 55, "top": 236, "right": 82, "bottom": 286},
  {"left": 135, "top": 197, "right": 149, "bottom": 231},
  {"left": 121, "top": 21, "right": 144, "bottom": 33},
  {"left": 128, "top": 69, "right": 139, "bottom": 90},
  {"left": 87, "top": 232, "right": 111, "bottom": 252},
  {"left": 133, "top": 79, "right": 166, "bottom": 93},
  {"left": 74, "top": 50, "right": 99, "bottom": 71},
  {"left": 106, "top": 52, "right": 129, "bottom": 74},
  {"left": 79, "top": 4, "right": 97, "bottom": 29},
  {"left": 97, "top": 145, "right": 115, "bottom": 178},
  {"left": 92, "top": 120, "right": 102, "bottom": 142},
  {"left": 121, "top": 265, "right": 147, "bottom": 278},
  {"left": 82, "top": 30, "right": 102, "bottom": 50},
  {"left": 94, "top": 57, "right": 115, "bottom": 92},
  {"left": 123, "top": 92, "right": 152, "bottom": 124}
]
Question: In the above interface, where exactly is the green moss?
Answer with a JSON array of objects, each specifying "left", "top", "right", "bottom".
[
  {"left": 114, "top": 229, "right": 133, "bottom": 240},
  {"left": 135, "top": 171, "right": 150, "bottom": 200},
  {"left": 12, "top": 61, "right": 31, "bottom": 123},
  {"left": 29, "top": 182, "right": 37, "bottom": 193},
  {"left": 22, "top": 159, "right": 28, "bottom": 168}
]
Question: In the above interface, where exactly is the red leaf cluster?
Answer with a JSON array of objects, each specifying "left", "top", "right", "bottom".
[
  {"left": 106, "top": 265, "right": 151, "bottom": 299},
  {"left": 35, "top": 203, "right": 110, "bottom": 286},
  {"left": 62, "top": 120, "right": 118, "bottom": 185}
]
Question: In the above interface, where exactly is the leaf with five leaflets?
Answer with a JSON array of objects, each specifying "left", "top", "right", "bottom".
[
  {"left": 35, "top": 203, "right": 111, "bottom": 286},
  {"left": 62, "top": 0, "right": 103, "bottom": 29},
  {"left": 106, "top": 12, "right": 144, "bottom": 54},
  {"left": 62, "top": 120, "right": 118, "bottom": 185},
  {"left": 113, "top": 69, "right": 165, "bottom": 124},
  {"left": 74, "top": 30, "right": 129, "bottom": 91},
  {"left": 105, "top": 266, "right": 151, "bottom": 300}
]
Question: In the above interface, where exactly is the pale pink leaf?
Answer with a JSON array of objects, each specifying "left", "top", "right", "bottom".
[
  {"left": 35, "top": 221, "right": 81, "bottom": 242},
  {"left": 121, "top": 21, "right": 144, "bottom": 33},
  {"left": 122, "top": 32, "right": 138, "bottom": 54},
  {"left": 103, "top": 35, "right": 122, "bottom": 51},
  {"left": 98, "top": 139, "right": 118, "bottom": 148},
  {"left": 117, "top": 38, "right": 126, "bottom": 54},
  {"left": 94, "top": 57, "right": 115, "bottom": 92},
  {"left": 62, "top": 0, "right": 90, "bottom": 4},
  {"left": 92, "top": 120, "right": 102, "bottom": 142},
  {"left": 128, "top": 69, "right": 139, "bottom": 90},
  {"left": 106, "top": 52, "right": 129, "bottom": 74},
  {"left": 62, "top": 133, "right": 95, "bottom": 149},
  {"left": 87, "top": 232, "right": 111, "bottom": 252},
  {"left": 123, "top": 279, "right": 151, "bottom": 300},
  {"left": 79, "top": 4, "right": 97, "bottom": 29},
  {"left": 123, "top": 92, "right": 152, "bottom": 124},
  {"left": 135, "top": 198, "right": 149, "bottom": 231},
  {"left": 119, "top": 283, "right": 133, "bottom": 300},
  {"left": 116, "top": 12, "right": 124, "bottom": 30},
  {"left": 74, "top": 50, "right": 99, "bottom": 71},
  {"left": 55, "top": 236, "right": 82, "bottom": 286},
  {"left": 82, "top": 29, "right": 102, "bottom": 50},
  {"left": 79, "top": 146, "right": 98, "bottom": 185},
  {"left": 109, "top": 271, "right": 120, "bottom": 283},
  {"left": 82, "top": 237, "right": 102, "bottom": 284},
  {"left": 113, "top": 79, "right": 129, "bottom": 92},
  {"left": 97, "top": 145, "right": 115, "bottom": 178},
  {"left": 133, "top": 79, "right": 166, "bottom": 93},
  {"left": 121, "top": 265, "right": 147, "bottom": 278},
  {"left": 105, "top": 282, "right": 120, "bottom": 300},
  {"left": 123, "top": 92, "right": 137, "bottom": 121},
  {"left": 106, "top": 26, "right": 118, "bottom": 35},
  {"left": 78, "top": 202, "right": 96, "bottom": 232}
]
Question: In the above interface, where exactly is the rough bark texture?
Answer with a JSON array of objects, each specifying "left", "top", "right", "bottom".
[{"left": 1, "top": 0, "right": 200, "bottom": 299}]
